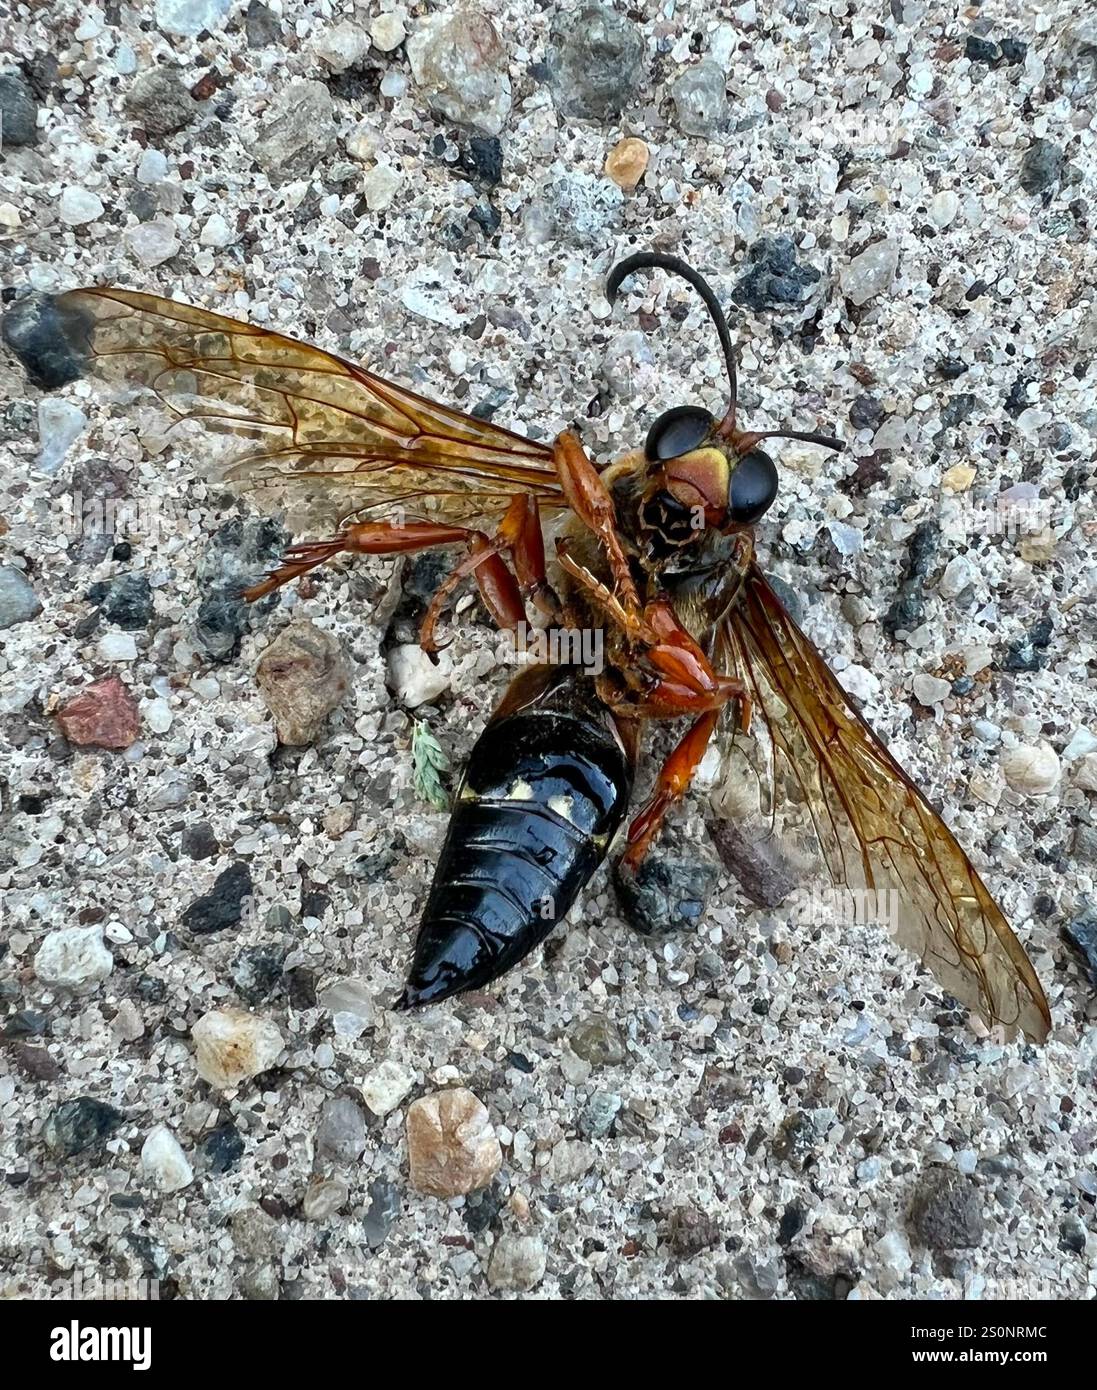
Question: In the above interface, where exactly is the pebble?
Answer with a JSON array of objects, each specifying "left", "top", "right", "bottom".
[
  {"left": 313, "top": 20, "right": 371, "bottom": 73},
  {"left": 614, "top": 844, "right": 718, "bottom": 934},
  {"left": 1019, "top": 138, "right": 1064, "bottom": 194},
  {"left": 1072, "top": 753, "right": 1097, "bottom": 794},
  {"left": 840, "top": 237, "right": 900, "bottom": 306},
  {"left": 670, "top": 60, "right": 729, "bottom": 138},
  {"left": 733, "top": 236, "right": 820, "bottom": 312},
  {"left": 250, "top": 80, "right": 336, "bottom": 185},
  {"left": 34, "top": 924, "right": 114, "bottom": 992},
  {"left": 406, "top": 1088, "right": 502, "bottom": 1197},
  {"left": 941, "top": 463, "right": 976, "bottom": 492},
  {"left": 604, "top": 137, "right": 648, "bottom": 192},
  {"left": 304, "top": 1176, "right": 349, "bottom": 1221},
  {"left": 929, "top": 189, "right": 959, "bottom": 228},
  {"left": 0, "top": 566, "right": 42, "bottom": 629},
  {"left": 87, "top": 573, "right": 153, "bottom": 629},
  {"left": 578, "top": 1091, "right": 621, "bottom": 1139},
  {"left": 230, "top": 945, "right": 285, "bottom": 1005},
  {"left": 569, "top": 1015, "right": 626, "bottom": 1066},
  {"left": 59, "top": 187, "right": 104, "bottom": 227},
  {"left": 155, "top": 0, "right": 232, "bottom": 38},
  {"left": 725, "top": 1253, "right": 779, "bottom": 1300},
  {"left": 487, "top": 1234, "right": 546, "bottom": 1292},
  {"left": 196, "top": 517, "right": 289, "bottom": 661},
  {"left": 191, "top": 1007, "right": 283, "bottom": 1089},
  {"left": 99, "top": 631, "right": 138, "bottom": 662},
  {"left": 547, "top": 3, "right": 645, "bottom": 119},
  {"left": 547, "top": 1139, "right": 595, "bottom": 1184},
  {"left": 939, "top": 554, "right": 976, "bottom": 599},
  {"left": 124, "top": 219, "right": 179, "bottom": 268},
  {"left": 360, "top": 162, "right": 403, "bottom": 212},
  {"left": 912, "top": 674, "right": 951, "bottom": 706},
  {"left": 371, "top": 13, "right": 406, "bottom": 52},
  {"left": 387, "top": 643, "right": 451, "bottom": 708},
  {"left": 245, "top": 0, "right": 279, "bottom": 47},
  {"left": 315, "top": 1096, "right": 369, "bottom": 1164},
  {"left": 182, "top": 862, "right": 254, "bottom": 934},
  {"left": 37, "top": 398, "right": 87, "bottom": 474},
  {"left": 0, "top": 72, "right": 38, "bottom": 146},
  {"left": 848, "top": 394, "right": 883, "bottom": 430},
  {"left": 874, "top": 1230, "right": 913, "bottom": 1291},
  {"left": 1062, "top": 914, "right": 1097, "bottom": 987},
  {"left": 360, "top": 1059, "right": 415, "bottom": 1117},
  {"left": 363, "top": 1177, "right": 400, "bottom": 1249},
  {"left": 56, "top": 676, "right": 140, "bottom": 749},
  {"left": 44, "top": 1097, "right": 124, "bottom": 1157},
  {"left": 201, "top": 1122, "right": 244, "bottom": 1174},
  {"left": 141, "top": 1125, "right": 194, "bottom": 1192},
  {"left": 1000, "top": 742, "right": 1060, "bottom": 796},
  {"left": 1064, "top": 728, "right": 1097, "bottom": 761},
  {"left": 407, "top": 7, "right": 512, "bottom": 136},
  {"left": 199, "top": 212, "right": 233, "bottom": 248},
  {"left": 124, "top": 68, "right": 195, "bottom": 137},
  {"left": 256, "top": 620, "right": 350, "bottom": 745},
  {"left": 908, "top": 1168, "right": 985, "bottom": 1251},
  {"left": 666, "top": 1204, "right": 720, "bottom": 1257}
]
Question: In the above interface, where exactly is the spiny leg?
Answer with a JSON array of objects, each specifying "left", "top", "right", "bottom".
[
  {"left": 621, "top": 709, "right": 723, "bottom": 872},
  {"left": 242, "top": 518, "right": 525, "bottom": 652},
  {"left": 553, "top": 431, "right": 641, "bottom": 615}
]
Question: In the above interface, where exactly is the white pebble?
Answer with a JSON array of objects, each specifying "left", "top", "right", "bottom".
[
  {"left": 371, "top": 13, "right": 406, "bottom": 51},
  {"left": 136, "top": 149, "right": 169, "bottom": 184},
  {"left": 59, "top": 187, "right": 105, "bottom": 226},
  {"left": 387, "top": 643, "right": 451, "bottom": 708},
  {"left": 361, "top": 162, "right": 402, "bottom": 211},
  {"left": 141, "top": 1125, "right": 194, "bottom": 1192},
  {"left": 123, "top": 219, "right": 179, "bottom": 268},
  {"left": 199, "top": 212, "right": 234, "bottom": 248},
  {"left": 98, "top": 631, "right": 138, "bottom": 662},
  {"left": 35, "top": 924, "right": 114, "bottom": 992},
  {"left": 1000, "top": 742, "right": 1060, "bottom": 796},
  {"left": 913, "top": 674, "right": 951, "bottom": 706},
  {"left": 361, "top": 1059, "right": 415, "bottom": 1117},
  {"left": 1063, "top": 728, "right": 1097, "bottom": 761}
]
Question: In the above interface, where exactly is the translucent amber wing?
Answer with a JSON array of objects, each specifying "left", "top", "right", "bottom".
[
  {"left": 715, "top": 565, "right": 1050, "bottom": 1043},
  {"left": 49, "top": 287, "right": 563, "bottom": 524}
]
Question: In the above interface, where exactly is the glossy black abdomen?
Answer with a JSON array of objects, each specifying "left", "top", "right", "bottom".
[{"left": 398, "top": 666, "right": 633, "bottom": 1007}]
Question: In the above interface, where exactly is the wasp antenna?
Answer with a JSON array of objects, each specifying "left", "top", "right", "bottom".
[
  {"left": 605, "top": 252, "right": 738, "bottom": 429},
  {"left": 753, "top": 428, "right": 845, "bottom": 453}
]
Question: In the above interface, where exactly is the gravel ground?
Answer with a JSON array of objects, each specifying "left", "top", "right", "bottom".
[{"left": 1, "top": 1, "right": 1096, "bottom": 1302}]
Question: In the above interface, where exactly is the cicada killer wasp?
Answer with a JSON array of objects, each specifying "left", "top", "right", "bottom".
[{"left": 1, "top": 253, "right": 1050, "bottom": 1041}]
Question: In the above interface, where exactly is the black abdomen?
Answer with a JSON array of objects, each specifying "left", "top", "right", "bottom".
[{"left": 398, "top": 666, "right": 634, "bottom": 1007}]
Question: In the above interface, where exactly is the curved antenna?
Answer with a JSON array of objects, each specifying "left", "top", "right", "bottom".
[
  {"left": 606, "top": 250, "right": 845, "bottom": 456},
  {"left": 606, "top": 252, "right": 739, "bottom": 429}
]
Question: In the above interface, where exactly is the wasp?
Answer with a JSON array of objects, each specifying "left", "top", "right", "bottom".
[{"left": 1, "top": 254, "right": 1050, "bottom": 1040}]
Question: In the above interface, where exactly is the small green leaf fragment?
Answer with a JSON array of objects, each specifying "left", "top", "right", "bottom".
[{"left": 412, "top": 719, "right": 450, "bottom": 810}]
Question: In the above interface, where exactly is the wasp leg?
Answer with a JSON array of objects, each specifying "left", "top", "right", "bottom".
[
  {"left": 496, "top": 493, "right": 559, "bottom": 619},
  {"left": 243, "top": 520, "right": 525, "bottom": 649},
  {"left": 621, "top": 709, "right": 723, "bottom": 871},
  {"left": 553, "top": 431, "right": 642, "bottom": 615},
  {"left": 418, "top": 532, "right": 526, "bottom": 653}
]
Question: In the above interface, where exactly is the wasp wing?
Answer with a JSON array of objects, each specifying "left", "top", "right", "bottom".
[
  {"left": 4, "top": 287, "right": 561, "bottom": 528},
  {"left": 711, "top": 564, "right": 1050, "bottom": 1043}
]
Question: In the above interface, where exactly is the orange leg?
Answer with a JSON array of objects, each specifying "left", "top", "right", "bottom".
[
  {"left": 243, "top": 518, "right": 525, "bottom": 651},
  {"left": 622, "top": 709, "right": 723, "bottom": 871},
  {"left": 553, "top": 431, "right": 641, "bottom": 614}
]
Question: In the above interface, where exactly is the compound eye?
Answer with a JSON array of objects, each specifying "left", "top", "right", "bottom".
[
  {"left": 644, "top": 405, "right": 714, "bottom": 462},
  {"left": 729, "top": 448, "right": 778, "bottom": 525}
]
